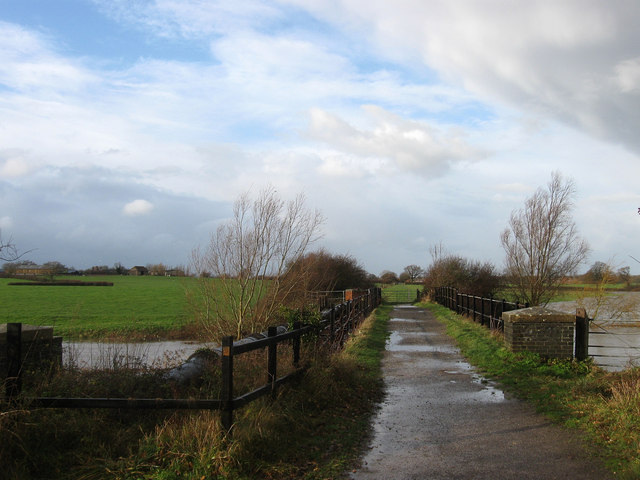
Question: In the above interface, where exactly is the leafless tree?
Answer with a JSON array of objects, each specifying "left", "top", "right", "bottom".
[
  {"left": 0, "top": 231, "right": 29, "bottom": 263},
  {"left": 379, "top": 270, "right": 399, "bottom": 284},
  {"left": 188, "top": 187, "right": 324, "bottom": 341},
  {"left": 501, "top": 172, "right": 590, "bottom": 306},
  {"left": 402, "top": 264, "right": 425, "bottom": 283},
  {"left": 575, "top": 261, "right": 639, "bottom": 324},
  {"left": 423, "top": 243, "right": 500, "bottom": 297}
]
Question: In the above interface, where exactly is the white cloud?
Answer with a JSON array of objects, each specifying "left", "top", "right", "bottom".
[
  {"left": 614, "top": 57, "right": 640, "bottom": 93},
  {"left": 94, "top": 0, "right": 283, "bottom": 38},
  {"left": 308, "top": 105, "right": 484, "bottom": 176},
  {"left": 0, "top": 216, "right": 13, "bottom": 229},
  {"left": 289, "top": 0, "right": 640, "bottom": 153},
  {"left": 123, "top": 199, "right": 154, "bottom": 216},
  {"left": 0, "top": 151, "right": 33, "bottom": 178},
  {"left": 3, "top": 2, "right": 640, "bottom": 276},
  {"left": 0, "top": 22, "right": 97, "bottom": 93}
]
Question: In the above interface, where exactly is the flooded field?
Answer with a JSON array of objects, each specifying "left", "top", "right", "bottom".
[
  {"left": 63, "top": 340, "right": 211, "bottom": 369},
  {"left": 550, "top": 292, "right": 640, "bottom": 370},
  {"left": 62, "top": 294, "right": 640, "bottom": 372}
]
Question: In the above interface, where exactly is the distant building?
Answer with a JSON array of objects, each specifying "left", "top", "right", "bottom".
[
  {"left": 15, "top": 265, "right": 54, "bottom": 276},
  {"left": 129, "top": 266, "right": 149, "bottom": 276}
]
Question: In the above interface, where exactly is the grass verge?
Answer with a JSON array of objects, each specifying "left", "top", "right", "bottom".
[
  {"left": 216, "top": 303, "right": 392, "bottom": 479},
  {"left": 1, "top": 305, "right": 392, "bottom": 479},
  {"left": 421, "top": 301, "right": 640, "bottom": 479}
]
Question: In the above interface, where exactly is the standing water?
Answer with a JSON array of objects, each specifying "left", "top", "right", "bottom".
[
  {"left": 63, "top": 341, "right": 211, "bottom": 369},
  {"left": 551, "top": 292, "right": 640, "bottom": 371}
]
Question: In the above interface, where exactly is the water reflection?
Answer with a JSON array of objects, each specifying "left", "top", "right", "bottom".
[
  {"left": 63, "top": 341, "right": 209, "bottom": 369},
  {"left": 588, "top": 326, "right": 640, "bottom": 371}
]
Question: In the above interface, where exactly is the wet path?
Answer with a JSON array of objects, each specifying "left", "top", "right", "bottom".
[{"left": 350, "top": 305, "right": 613, "bottom": 480}]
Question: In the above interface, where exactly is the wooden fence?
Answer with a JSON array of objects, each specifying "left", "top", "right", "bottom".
[
  {"left": 432, "top": 286, "right": 528, "bottom": 330},
  {"left": 3, "top": 288, "right": 382, "bottom": 434}
]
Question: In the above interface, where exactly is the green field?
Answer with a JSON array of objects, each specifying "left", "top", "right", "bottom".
[
  {"left": 379, "top": 283, "right": 422, "bottom": 303},
  {"left": 0, "top": 276, "right": 194, "bottom": 339}
]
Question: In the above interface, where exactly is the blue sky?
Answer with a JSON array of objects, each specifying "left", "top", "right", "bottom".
[{"left": 1, "top": 0, "right": 639, "bottom": 276}]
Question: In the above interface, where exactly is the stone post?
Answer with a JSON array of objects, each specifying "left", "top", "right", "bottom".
[
  {"left": 502, "top": 307, "right": 575, "bottom": 359},
  {"left": 1, "top": 324, "right": 62, "bottom": 375}
]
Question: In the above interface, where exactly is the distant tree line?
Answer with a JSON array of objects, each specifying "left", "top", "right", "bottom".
[{"left": 1, "top": 260, "right": 189, "bottom": 277}]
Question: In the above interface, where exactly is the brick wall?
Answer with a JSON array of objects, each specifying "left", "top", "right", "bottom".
[{"left": 502, "top": 307, "right": 575, "bottom": 359}]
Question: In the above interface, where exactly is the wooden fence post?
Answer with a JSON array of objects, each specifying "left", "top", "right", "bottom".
[
  {"left": 329, "top": 305, "right": 335, "bottom": 346},
  {"left": 267, "top": 326, "right": 277, "bottom": 395},
  {"left": 6, "top": 322, "right": 22, "bottom": 402},
  {"left": 575, "top": 308, "right": 589, "bottom": 361},
  {"left": 472, "top": 296, "right": 477, "bottom": 322},
  {"left": 292, "top": 321, "right": 301, "bottom": 368},
  {"left": 221, "top": 336, "right": 234, "bottom": 434},
  {"left": 490, "top": 297, "right": 496, "bottom": 329},
  {"left": 499, "top": 299, "right": 507, "bottom": 330}
]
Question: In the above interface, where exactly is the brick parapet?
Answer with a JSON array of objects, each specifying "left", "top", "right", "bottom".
[{"left": 502, "top": 307, "right": 574, "bottom": 359}]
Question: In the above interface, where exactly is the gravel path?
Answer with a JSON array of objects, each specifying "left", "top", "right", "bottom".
[{"left": 350, "top": 305, "right": 613, "bottom": 480}]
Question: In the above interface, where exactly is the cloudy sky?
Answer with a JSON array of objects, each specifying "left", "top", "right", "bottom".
[{"left": 1, "top": 0, "right": 639, "bottom": 276}]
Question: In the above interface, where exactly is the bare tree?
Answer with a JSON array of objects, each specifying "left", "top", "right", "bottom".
[
  {"left": 189, "top": 187, "right": 324, "bottom": 341},
  {"left": 379, "top": 270, "right": 399, "bottom": 284},
  {"left": 285, "top": 249, "right": 373, "bottom": 293},
  {"left": 0, "top": 231, "right": 22, "bottom": 262},
  {"left": 575, "top": 261, "right": 639, "bottom": 323},
  {"left": 501, "top": 172, "right": 590, "bottom": 306},
  {"left": 402, "top": 264, "right": 425, "bottom": 283},
  {"left": 585, "top": 261, "right": 612, "bottom": 283},
  {"left": 423, "top": 243, "right": 500, "bottom": 297},
  {"left": 617, "top": 266, "right": 631, "bottom": 287}
]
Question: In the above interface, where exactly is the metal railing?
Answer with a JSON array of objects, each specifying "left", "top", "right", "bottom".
[{"left": 432, "top": 286, "right": 528, "bottom": 330}]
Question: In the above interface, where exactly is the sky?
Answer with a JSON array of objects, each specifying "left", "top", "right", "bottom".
[{"left": 1, "top": 0, "right": 639, "bottom": 276}]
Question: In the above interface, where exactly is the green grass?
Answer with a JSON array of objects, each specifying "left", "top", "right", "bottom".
[
  {"left": 379, "top": 283, "right": 422, "bottom": 303},
  {"left": 0, "top": 276, "right": 195, "bottom": 339},
  {"left": 221, "top": 304, "right": 392, "bottom": 479},
  {"left": 422, "top": 301, "right": 640, "bottom": 478}
]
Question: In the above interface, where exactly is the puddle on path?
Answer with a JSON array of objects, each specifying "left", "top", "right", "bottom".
[
  {"left": 386, "top": 330, "right": 458, "bottom": 354},
  {"left": 385, "top": 327, "right": 507, "bottom": 403},
  {"left": 389, "top": 318, "right": 428, "bottom": 324},
  {"left": 441, "top": 368, "right": 506, "bottom": 403}
]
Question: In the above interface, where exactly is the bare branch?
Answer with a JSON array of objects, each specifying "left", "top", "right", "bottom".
[
  {"left": 187, "top": 187, "right": 324, "bottom": 342},
  {"left": 0, "top": 231, "right": 31, "bottom": 263},
  {"left": 501, "top": 172, "right": 590, "bottom": 305}
]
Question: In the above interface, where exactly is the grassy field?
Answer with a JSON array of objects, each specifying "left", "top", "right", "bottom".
[
  {"left": 0, "top": 276, "right": 195, "bottom": 339},
  {"left": 379, "top": 283, "right": 422, "bottom": 303}
]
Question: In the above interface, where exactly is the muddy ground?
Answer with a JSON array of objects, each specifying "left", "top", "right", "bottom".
[{"left": 350, "top": 305, "right": 613, "bottom": 480}]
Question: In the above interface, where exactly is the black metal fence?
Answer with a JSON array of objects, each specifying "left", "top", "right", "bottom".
[
  {"left": 3, "top": 288, "right": 382, "bottom": 434},
  {"left": 432, "top": 286, "right": 528, "bottom": 330}
]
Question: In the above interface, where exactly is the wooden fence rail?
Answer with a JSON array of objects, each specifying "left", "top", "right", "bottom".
[
  {"left": 3, "top": 287, "right": 382, "bottom": 434},
  {"left": 432, "top": 286, "right": 528, "bottom": 330}
]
